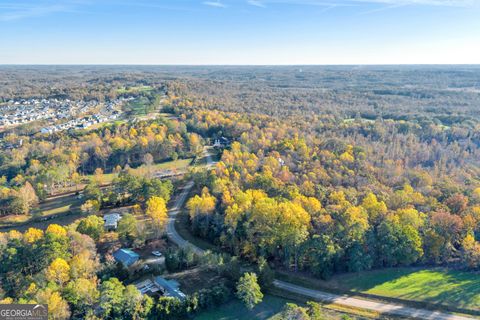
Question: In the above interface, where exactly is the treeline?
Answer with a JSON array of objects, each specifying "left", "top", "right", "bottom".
[
  {"left": 3, "top": 66, "right": 480, "bottom": 126},
  {"left": 0, "top": 66, "right": 166, "bottom": 101}
]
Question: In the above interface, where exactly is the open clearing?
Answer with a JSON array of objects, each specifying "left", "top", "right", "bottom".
[
  {"left": 125, "top": 96, "right": 155, "bottom": 115},
  {"left": 195, "top": 294, "right": 372, "bottom": 320},
  {"left": 87, "top": 158, "right": 193, "bottom": 183},
  {"left": 0, "top": 193, "right": 82, "bottom": 229},
  {"left": 116, "top": 85, "right": 153, "bottom": 94},
  {"left": 328, "top": 268, "right": 480, "bottom": 312},
  {"left": 165, "top": 267, "right": 227, "bottom": 295}
]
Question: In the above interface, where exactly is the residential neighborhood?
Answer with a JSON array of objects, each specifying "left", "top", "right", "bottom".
[{"left": 0, "top": 97, "right": 132, "bottom": 133}]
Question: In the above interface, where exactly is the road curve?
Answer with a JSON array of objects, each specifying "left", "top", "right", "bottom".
[
  {"left": 164, "top": 149, "right": 475, "bottom": 320},
  {"left": 166, "top": 180, "right": 204, "bottom": 255},
  {"left": 165, "top": 146, "right": 214, "bottom": 255}
]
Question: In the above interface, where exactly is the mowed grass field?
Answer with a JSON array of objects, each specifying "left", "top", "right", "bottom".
[
  {"left": 125, "top": 96, "right": 154, "bottom": 115},
  {"left": 33, "top": 194, "right": 83, "bottom": 216},
  {"left": 116, "top": 85, "right": 153, "bottom": 94},
  {"left": 329, "top": 267, "right": 480, "bottom": 311}
]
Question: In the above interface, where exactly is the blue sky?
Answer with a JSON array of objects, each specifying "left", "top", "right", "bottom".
[{"left": 0, "top": 0, "right": 479, "bottom": 64}]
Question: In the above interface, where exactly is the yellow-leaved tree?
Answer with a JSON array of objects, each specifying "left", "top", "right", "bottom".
[
  {"left": 36, "top": 288, "right": 71, "bottom": 320},
  {"left": 186, "top": 187, "right": 216, "bottom": 237},
  {"left": 146, "top": 196, "right": 168, "bottom": 236},
  {"left": 46, "top": 258, "right": 71, "bottom": 286},
  {"left": 24, "top": 228, "right": 44, "bottom": 244},
  {"left": 187, "top": 187, "right": 216, "bottom": 220},
  {"left": 46, "top": 224, "right": 68, "bottom": 238}
]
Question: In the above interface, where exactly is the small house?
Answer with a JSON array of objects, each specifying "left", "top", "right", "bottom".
[
  {"left": 104, "top": 213, "right": 122, "bottom": 231},
  {"left": 213, "top": 137, "right": 231, "bottom": 149},
  {"left": 113, "top": 248, "right": 140, "bottom": 268},
  {"left": 154, "top": 277, "right": 186, "bottom": 300}
]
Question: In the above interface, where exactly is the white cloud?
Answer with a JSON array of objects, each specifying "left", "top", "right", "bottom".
[
  {"left": 203, "top": 1, "right": 227, "bottom": 8},
  {"left": 0, "top": 0, "right": 88, "bottom": 21},
  {"left": 247, "top": 0, "right": 267, "bottom": 7},
  {"left": 246, "top": 0, "right": 478, "bottom": 7}
]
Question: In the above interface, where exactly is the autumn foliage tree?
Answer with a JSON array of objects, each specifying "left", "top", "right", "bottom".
[{"left": 146, "top": 196, "right": 168, "bottom": 236}]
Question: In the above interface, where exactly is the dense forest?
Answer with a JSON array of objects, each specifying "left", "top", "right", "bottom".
[
  {"left": 1, "top": 66, "right": 480, "bottom": 319},
  {"left": 162, "top": 66, "right": 480, "bottom": 277}
]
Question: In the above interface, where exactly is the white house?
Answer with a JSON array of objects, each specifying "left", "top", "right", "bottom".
[{"left": 104, "top": 213, "right": 122, "bottom": 230}]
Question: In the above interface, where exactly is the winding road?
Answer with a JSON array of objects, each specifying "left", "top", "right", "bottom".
[
  {"left": 165, "top": 180, "right": 203, "bottom": 255},
  {"left": 166, "top": 147, "right": 214, "bottom": 255},
  {"left": 165, "top": 148, "right": 475, "bottom": 320}
]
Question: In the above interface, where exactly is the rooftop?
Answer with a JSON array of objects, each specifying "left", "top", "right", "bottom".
[
  {"left": 113, "top": 248, "right": 140, "bottom": 267},
  {"left": 154, "top": 277, "right": 186, "bottom": 300},
  {"left": 104, "top": 213, "right": 122, "bottom": 229}
]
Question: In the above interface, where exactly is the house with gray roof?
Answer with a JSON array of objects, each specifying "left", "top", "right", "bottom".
[
  {"left": 154, "top": 277, "right": 186, "bottom": 300},
  {"left": 133, "top": 277, "right": 186, "bottom": 300},
  {"left": 104, "top": 213, "right": 122, "bottom": 231},
  {"left": 113, "top": 248, "right": 140, "bottom": 268}
]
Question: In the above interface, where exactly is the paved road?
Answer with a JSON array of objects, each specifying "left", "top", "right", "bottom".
[
  {"left": 164, "top": 148, "right": 475, "bottom": 320},
  {"left": 165, "top": 147, "right": 215, "bottom": 255},
  {"left": 204, "top": 147, "right": 214, "bottom": 168},
  {"left": 166, "top": 180, "right": 205, "bottom": 255},
  {"left": 273, "top": 280, "right": 474, "bottom": 320}
]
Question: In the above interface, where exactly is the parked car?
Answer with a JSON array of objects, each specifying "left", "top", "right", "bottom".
[{"left": 152, "top": 251, "right": 162, "bottom": 257}]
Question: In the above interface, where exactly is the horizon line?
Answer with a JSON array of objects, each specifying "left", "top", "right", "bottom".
[{"left": 1, "top": 63, "right": 480, "bottom": 67}]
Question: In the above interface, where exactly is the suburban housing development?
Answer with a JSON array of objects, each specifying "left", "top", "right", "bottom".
[{"left": 0, "top": 97, "right": 130, "bottom": 133}]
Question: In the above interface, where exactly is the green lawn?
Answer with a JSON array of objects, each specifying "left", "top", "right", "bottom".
[
  {"left": 117, "top": 85, "right": 153, "bottom": 94},
  {"left": 195, "top": 295, "right": 290, "bottom": 320},
  {"left": 329, "top": 267, "right": 480, "bottom": 311},
  {"left": 125, "top": 96, "right": 155, "bottom": 115},
  {"left": 0, "top": 214, "right": 30, "bottom": 228},
  {"left": 148, "top": 158, "right": 193, "bottom": 171},
  {"left": 33, "top": 194, "right": 82, "bottom": 217}
]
